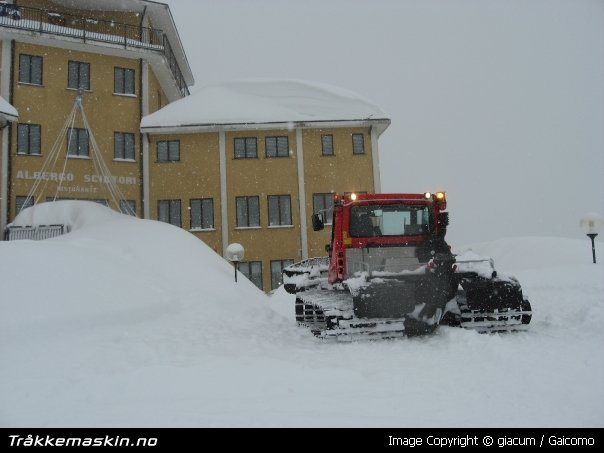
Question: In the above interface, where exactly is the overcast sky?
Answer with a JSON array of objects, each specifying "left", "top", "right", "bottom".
[{"left": 164, "top": 0, "right": 604, "bottom": 245}]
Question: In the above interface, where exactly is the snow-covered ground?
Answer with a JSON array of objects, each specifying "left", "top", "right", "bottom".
[{"left": 1, "top": 202, "right": 602, "bottom": 427}]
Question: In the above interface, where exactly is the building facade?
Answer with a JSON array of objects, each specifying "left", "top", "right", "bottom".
[
  {"left": 0, "top": 1, "right": 391, "bottom": 292},
  {"left": 0, "top": 0, "right": 193, "bottom": 226},
  {"left": 140, "top": 79, "right": 390, "bottom": 291}
]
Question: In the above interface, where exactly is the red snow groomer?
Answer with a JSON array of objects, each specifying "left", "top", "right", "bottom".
[{"left": 283, "top": 192, "right": 532, "bottom": 340}]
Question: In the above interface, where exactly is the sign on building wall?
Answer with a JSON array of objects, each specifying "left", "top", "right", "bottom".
[{"left": 15, "top": 170, "right": 137, "bottom": 195}]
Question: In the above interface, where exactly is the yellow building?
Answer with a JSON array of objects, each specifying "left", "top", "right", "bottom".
[
  {"left": 0, "top": 0, "right": 193, "bottom": 225},
  {"left": 141, "top": 80, "right": 390, "bottom": 290},
  {"left": 1, "top": 1, "right": 391, "bottom": 292}
]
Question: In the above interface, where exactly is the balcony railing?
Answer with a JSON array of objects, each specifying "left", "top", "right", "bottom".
[
  {"left": 0, "top": 3, "right": 189, "bottom": 96},
  {"left": 4, "top": 224, "right": 69, "bottom": 241}
]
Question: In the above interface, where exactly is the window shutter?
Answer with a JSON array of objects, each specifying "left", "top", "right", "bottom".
[
  {"left": 202, "top": 199, "right": 214, "bottom": 229},
  {"left": 277, "top": 137, "right": 288, "bottom": 156},
  {"left": 246, "top": 138, "right": 257, "bottom": 158},
  {"left": 281, "top": 196, "right": 292, "bottom": 225},
  {"left": 169, "top": 141, "right": 179, "bottom": 161},
  {"left": 31, "top": 57, "right": 42, "bottom": 85},
  {"left": 19, "top": 55, "right": 29, "bottom": 83},
  {"left": 157, "top": 142, "right": 168, "bottom": 161},
  {"left": 158, "top": 201, "right": 169, "bottom": 223},
  {"left": 190, "top": 200, "right": 201, "bottom": 229},
  {"left": 268, "top": 196, "right": 279, "bottom": 226},
  {"left": 266, "top": 137, "right": 276, "bottom": 157},
  {"left": 68, "top": 62, "right": 78, "bottom": 89},
  {"left": 235, "top": 138, "right": 245, "bottom": 158},
  {"left": 114, "top": 133, "right": 124, "bottom": 159},
  {"left": 17, "top": 125, "right": 28, "bottom": 154},
  {"left": 114, "top": 68, "right": 124, "bottom": 93},
  {"left": 251, "top": 262, "right": 262, "bottom": 289},
  {"left": 353, "top": 134, "right": 365, "bottom": 154},
  {"left": 79, "top": 130, "right": 89, "bottom": 156},
  {"left": 322, "top": 135, "right": 333, "bottom": 155},
  {"left": 125, "top": 134, "right": 135, "bottom": 160},
  {"left": 31, "top": 125, "right": 41, "bottom": 154},
  {"left": 249, "top": 197, "right": 260, "bottom": 226},
  {"left": 80, "top": 63, "right": 90, "bottom": 90},
  {"left": 236, "top": 197, "right": 247, "bottom": 227},
  {"left": 270, "top": 261, "right": 280, "bottom": 289},
  {"left": 125, "top": 69, "right": 135, "bottom": 94},
  {"left": 170, "top": 200, "right": 181, "bottom": 227},
  {"left": 67, "top": 128, "right": 77, "bottom": 155}
]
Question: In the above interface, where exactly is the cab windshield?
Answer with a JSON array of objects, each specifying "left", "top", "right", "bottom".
[{"left": 349, "top": 204, "right": 431, "bottom": 237}]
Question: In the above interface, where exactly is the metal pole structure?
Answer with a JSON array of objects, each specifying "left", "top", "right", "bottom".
[
  {"left": 587, "top": 233, "right": 598, "bottom": 264},
  {"left": 226, "top": 243, "right": 244, "bottom": 283}
]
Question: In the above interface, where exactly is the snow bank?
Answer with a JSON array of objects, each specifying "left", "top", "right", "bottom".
[
  {"left": 4, "top": 201, "right": 286, "bottom": 337},
  {"left": 1, "top": 206, "right": 603, "bottom": 427},
  {"left": 141, "top": 78, "right": 388, "bottom": 128},
  {"left": 11, "top": 200, "right": 120, "bottom": 230},
  {"left": 1, "top": 202, "right": 303, "bottom": 426},
  {"left": 456, "top": 236, "right": 599, "bottom": 272}
]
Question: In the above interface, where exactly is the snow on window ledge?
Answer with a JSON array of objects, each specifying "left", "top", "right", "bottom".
[
  {"left": 235, "top": 226, "right": 261, "bottom": 230},
  {"left": 67, "top": 155, "right": 91, "bottom": 160},
  {"left": 113, "top": 158, "right": 136, "bottom": 163},
  {"left": 268, "top": 225, "right": 294, "bottom": 229},
  {"left": 189, "top": 228, "right": 216, "bottom": 232},
  {"left": 113, "top": 93, "right": 137, "bottom": 98}
]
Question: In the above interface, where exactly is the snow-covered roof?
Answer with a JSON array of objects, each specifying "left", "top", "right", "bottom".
[
  {"left": 0, "top": 95, "right": 18, "bottom": 123},
  {"left": 141, "top": 79, "right": 389, "bottom": 131}
]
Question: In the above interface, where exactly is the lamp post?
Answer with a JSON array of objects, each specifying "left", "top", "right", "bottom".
[
  {"left": 226, "top": 243, "right": 245, "bottom": 282},
  {"left": 579, "top": 213, "right": 604, "bottom": 264}
]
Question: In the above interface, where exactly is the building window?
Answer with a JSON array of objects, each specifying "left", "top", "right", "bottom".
[
  {"left": 157, "top": 140, "right": 180, "bottom": 162},
  {"left": 239, "top": 261, "right": 263, "bottom": 290},
  {"left": 321, "top": 134, "right": 334, "bottom": 156},
  {"left": 313, "top": 193, "right": 334, "bottom": 225},
  {"left": 157, "top": 91, "right": 163, "bottom": 110},
  {"left": 17, "top": 124, "right": 41, "bottom": 155},
  {"left": 158, "top": 200, "right": 181, "bottom": 227},
  {"left": 236, "top": 196, "right": 260, "bottom": 227},
  {"left": 234, "top": 137, "right": 257, "bottom": 159},
  {"left": 114, "top": 132, "right": 135, "bottom": 160},
  {"left": 15, "top": 196, "right": 34, "bottom": 215},
  {"left": 268, "top": 195, "right": 292, "bottom": 226},
  {"left": 68, "top": 60, "right": 90, "bottom": 90},
  {"left": 190, "top": 198, "right": 214, "bottom": 230},
  {"left": 271, "top": 259, "right": 294, "bottom": 290},
  {"left": 352, "top": 133, "right": 365, "bottom": 154},
  {"left": 119, "top": 200, "right": 136, "bottom": 216},
  {"left": 114, "top": 67, "right": 135, "bottom": 95},
  {"left": 67, "top": 127, "right": 89, "bottom": 157},
  {"left": 19, "top": 54, "right": 43, "bottom": 85},
  {"left": 265, "top": 136, "right": 289, "bottom": 157}
]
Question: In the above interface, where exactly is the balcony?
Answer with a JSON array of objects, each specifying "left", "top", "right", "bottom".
[{"left": 0, "top": 3, "right": 189, "bottom": 96}]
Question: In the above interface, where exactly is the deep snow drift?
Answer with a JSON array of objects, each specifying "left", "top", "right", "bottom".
[{"left": 1, "top": 202, "right": 603, "bottom": 427}]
